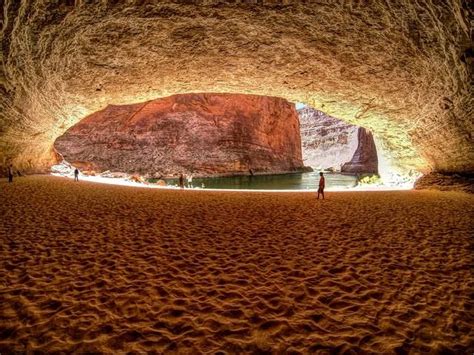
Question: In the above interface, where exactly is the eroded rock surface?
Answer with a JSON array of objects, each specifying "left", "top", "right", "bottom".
[
  {"left": 414, "top": 173, "right": 474, "bottom": 193},
  {"left": 54, "top": 93, "right": 304, "bottom": 176},
  {"left": 341, "top": 128, "right": 378, "bottom": 174},
  {"left": 298, "top": 106, "right": 378, "bottom": 174},
  {"left": 298, "top": 106, "right": 359, "bottom": 171},
  {"left": 0, "top": 1, "right": 472, "bottom": 181}
]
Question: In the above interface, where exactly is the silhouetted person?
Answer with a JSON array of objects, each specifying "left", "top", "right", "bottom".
[
  {"left": 8, "top": 164, "right": 13, "bottom": 183},
  {"left": 74, "top": 168, "right": 79, "bottom": 182},
  {"left": 179, "top": 173, "right": 184, "bottom": 189},
  {"left": 317, "top": 172, "right": 325, "bottom": 200}
]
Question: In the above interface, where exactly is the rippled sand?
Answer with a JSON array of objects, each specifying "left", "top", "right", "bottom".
[{"left": 1, "top": 176, "right": 473, "bottom": 353}]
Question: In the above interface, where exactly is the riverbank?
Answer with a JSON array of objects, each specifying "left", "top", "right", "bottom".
[
  {"left": 52, "top": 172, "right": 411, "bottom": 192},
  {"left": 149, "top": 171, "right": 359, "bottom": 191},
  {"left": 1, "top": 176, "right": 472, "bottom": 353}
]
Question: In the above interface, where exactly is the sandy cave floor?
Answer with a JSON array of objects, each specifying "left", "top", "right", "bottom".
[{"left": 0, "top": 176, "right": 473, "bottom": 353}]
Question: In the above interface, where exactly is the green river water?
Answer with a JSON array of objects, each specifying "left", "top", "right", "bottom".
[{"left": 154, "top": 172, "right": 358, "bottom": 190}]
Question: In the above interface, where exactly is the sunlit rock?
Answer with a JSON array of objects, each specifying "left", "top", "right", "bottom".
[
  {"left": 54, "top": 93, "right": 304, "bottom": 177},
  {"left": 298, "top": 106, "right": 359, "bottom": 171},
  {"left": 298, "top": 106, "right": 378, "bottom": 174},
  {"left": 341, "top": 128, "right": 378, "bottom": 174}
]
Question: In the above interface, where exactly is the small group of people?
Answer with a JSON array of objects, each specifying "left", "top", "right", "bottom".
[{"left": 178, "top": 173, "right": 193, "bottom": 189}]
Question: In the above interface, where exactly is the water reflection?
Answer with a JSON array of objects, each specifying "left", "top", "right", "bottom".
[{"left": 160, "top": 172, "right": 358, "bottom": 190}]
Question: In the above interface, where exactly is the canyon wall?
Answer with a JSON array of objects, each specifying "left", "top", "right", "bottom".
[
  {"left": 298, "top": 107, "right": 359, "bottom": 171},
  {"left": 341, "top": 128, "right": 378, "bottom": 174},
  {"left": 298, "top": 107, "right": 378, "bottom": 174},
  {"left": 54, "top": 94, "right": 304, "bottom": 177}
]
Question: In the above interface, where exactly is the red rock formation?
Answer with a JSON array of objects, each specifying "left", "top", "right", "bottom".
[
  {"left": 341, "top": 128, "right": 378, "bottom": 174},
  {"left": 54, "top": 94, "right": 304, "bottom": 177}
]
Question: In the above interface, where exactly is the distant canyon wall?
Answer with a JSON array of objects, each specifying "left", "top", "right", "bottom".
[
  {"left": 341, "top": 128, "right": 378, "bottom": 174},
  {"left": 298, "top": 107, "right": 378, "bottom": 174},
  {"left": 54, "top": 93, "right": 305, "bottom": 177}
]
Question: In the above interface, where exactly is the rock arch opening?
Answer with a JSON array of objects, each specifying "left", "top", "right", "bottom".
[{"left": 52, "top": 93, "right": 405, "bottom": 189}]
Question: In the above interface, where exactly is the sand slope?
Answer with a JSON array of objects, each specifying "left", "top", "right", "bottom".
[{"left": 1, "top": 176, "right": 473, "bottom": 353}]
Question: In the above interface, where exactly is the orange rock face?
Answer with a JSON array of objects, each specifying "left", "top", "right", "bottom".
[
  {"left": 341, "top": 128, "right": 378, "bottom": 174},
  {"left": 54, "top": 94, "right": 304, "bottom": 177}
]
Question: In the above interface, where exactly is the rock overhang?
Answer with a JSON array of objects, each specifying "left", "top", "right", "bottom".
[{"left": 1, "top": 1, "right": 472, "bottom": 176}]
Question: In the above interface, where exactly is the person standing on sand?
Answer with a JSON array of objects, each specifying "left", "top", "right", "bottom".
[
  {"left": 317, "top": 172, "right": 325, "bottom": 200},
  {"left": 8, "top": 164, "right": 14, "bottom": 183},
  {"left": 187, "top": 173, "right": 193, "bottom": 188},
  {"left": 74, "top": 168, "right": 79, "bottom": 182},
  {"left": 179, "top": 173, "right": 185, "bottom": 189}
]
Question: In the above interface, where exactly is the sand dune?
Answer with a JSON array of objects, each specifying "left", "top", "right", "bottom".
[{"left": 0, "top": 176, "right": 473, "bottom": 353}]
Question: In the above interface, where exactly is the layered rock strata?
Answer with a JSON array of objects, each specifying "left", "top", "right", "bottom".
[
  {"left": 298, "top": 107, "right": 378, "bottom": 174},
  {"left": 298, "top": 107, "right": 359, "bottom": 171},
  {"left": 414, "top": 173, "right": 474, "bottom": 194},
  {"left": 54, "top": 93, "right": 304, "bottom": 177}
]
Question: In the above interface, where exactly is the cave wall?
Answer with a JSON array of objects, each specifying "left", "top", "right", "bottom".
[
  {"left": 1, "top": 1, "right": 472, "bottom": 177},
  {"left": 53, "top": 93, "right": 304, "bottom": 177}
]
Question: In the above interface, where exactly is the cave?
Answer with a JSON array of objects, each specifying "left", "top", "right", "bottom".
[
  {"left": 52, "top": 93, "right": 381, "bottom": 189},
  {"left": 1, "top": 1, "right": 472, "bottom": 189},
  {"left": 1, "top": 2, "right": 473, "bottom": 353}
]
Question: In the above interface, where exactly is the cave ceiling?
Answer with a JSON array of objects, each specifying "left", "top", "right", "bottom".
[{"left": 1, "top": 0, "right": 472, "bottom": 174}]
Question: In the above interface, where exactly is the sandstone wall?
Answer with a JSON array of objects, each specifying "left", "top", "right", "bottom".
[
  {"left": 299, "top": 106, "right": 378, "bottom": 174},
  {"left": 414, "top": 173, "right": 474, "bottom": 194},
  {"left": 341, "top": 128, "right": 379, "bottom": 174},
  {"left": 299, "top": 107, "right": 359, "bottom": 171},
  {"left": 53, "top": 94, "right": 304, "bottom": 177}
]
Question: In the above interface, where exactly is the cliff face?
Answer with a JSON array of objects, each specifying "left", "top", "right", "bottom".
[
  {"left": 341, "top": 128, "right": 379, "bottom": 174},
  {"left": 298, "top": 107, "right": 378, "bottom": 174},
  {"left": 53, "top": 93, "right": 304, "bottom": 177},
  {"left": 298, "top": 107, "right": 359, "bottom": 171}
]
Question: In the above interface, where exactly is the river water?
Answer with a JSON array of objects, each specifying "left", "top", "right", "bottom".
[{"left": 161, "top": 172, "right": 358, "bottom": 190}]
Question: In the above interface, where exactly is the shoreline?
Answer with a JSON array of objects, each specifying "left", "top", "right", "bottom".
[{"left": 49, "top": 173, "right": 413, "bottom": 192}]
